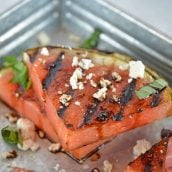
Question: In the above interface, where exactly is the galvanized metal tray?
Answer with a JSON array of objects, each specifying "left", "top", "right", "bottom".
[{"left": 0, "top": 0, "right": 172, "bottom": 171}]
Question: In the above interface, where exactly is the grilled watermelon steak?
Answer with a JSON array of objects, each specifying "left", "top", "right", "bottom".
[{"left": 24, "top": 46, "right": 172, "bottom": 151}]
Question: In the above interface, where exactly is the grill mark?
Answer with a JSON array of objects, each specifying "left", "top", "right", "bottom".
[
  {"left": 42, "top": 52, "right": 64, "bottom": 89},
  {"left": 150, "top": 92, "right": 161, "bottom": 107},
  {"left": 112, "top": 79, "right": 136, "bottom": 121},
  {"left": 80, "top": 100, "right": 99, "bottom": 127},
  {"left": 79, "top": 72, "right": 114, "bottom": 127},
  {"left": 119, "top": 79, "right": 136, "bottom": 106}
]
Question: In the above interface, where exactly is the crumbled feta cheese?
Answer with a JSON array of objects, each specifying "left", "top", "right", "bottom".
[
  {"left": 75, "top": 101, "right": 81, "bottom": 106},
  {"left": 78, "top": 82, "right": 84, "bottom": 90},
  {"left": 111, "top": 95, "right": 119, "bottom": 102},
  {"left": 38, "top": 58, "right": 43, "bottom": 63},
  {"left": 30, "top": 142, "right": 40, "bottom": 151},
  {"left": 65, "top": 84, "right": 69, "bottom": 87},
  {"left": 15, "top": 93, "right": 20, "bottom": 98},
  {"left": 79, "top": 59, "right": 94, "bottom": 70},
  {"left": 112, "top": 72, "right": 122, "bottom": 82},
  {"left": 93, "top": 87, "right": 107, "bottom": 101},
  {"left": 17, "top": 118, "right": 36, "bottom": 141},
  {"left": 72, "top": 56, "right": 79, "bottom": 67},
  {"left": 83, "top": 164, "right": 90, "bottom": 170},
  {"left": 38, "top": 130, "right": 45, "bottom": 139},
  {"left": 74, "top": 68, "right": 83, "bottom": 79},
  {"left": 129, "top": 60, "right": 145, "bottom": 79},
  {"left": 128, "top": 78, "right": 133, "bottom": 83},
  {"left": 17, "top": 139, "right": 33, "bottom": 151},
  {"left": 53, "top": 163, "right": 60, "bottom": 171},
  {"left": 59, "top": 94, "right": 72, "bottom": 106},
  {"left": 1, "top": 150, "right": 17, "bottom": 159},
  {"left": 133, "top": 139, "right": 151, "bottom": 158},
  {"left": 110, "top": 85, "right": 116, "bottom": 93},
  {"left": 16, "top": 118, "right": 39, "bottom": 151},
  {"left": 100, "top": 78, "right": 111, "bottom": 88},
  {"left": 70, "top": 68, "right": 83, "bottom": 89},
  {"left": 67, "top": 46, "right": 72, "bottom": 50},
  {"left": 59, "top": 106, "right": 63, "bottom": 109},
  {"left": 86, "top": 73, "right": 94, "bottom": 80},
  {"left": 57, "top": 91, "right": 63, "bottom": 95},
  {"left": 42, "top": 59, "right": 46, "bottom": 64},
  {"left": 48, "top": 143, "right": 61, "bottom": 153},
  {"left": 40, "top": 47, "right": 49, "bottom": 56},
  {"left": 61, "top": 54, "right": 65, "bottom": 59},
  {"left": 90, "top": 80, "right": 97, "bottom": 88},
  {"left": 103, "top": 160, "right": 113, "bottom": 172}
]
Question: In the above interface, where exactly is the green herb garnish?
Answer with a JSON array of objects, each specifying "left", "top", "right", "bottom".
[
  {"left": 3, "top": 56, "right": 31, "bottom": 89},
  {"left": 1, "top": 126, "right": 19, "bottom": 145},
  {"left": 135, "top": 79, "right": 168, "bottom": 99},
  {"left": 149, "top": 78, "right": 168, "bottom": 90},
  {"left": 80, "top": 28, "right": 102, "bottom": 49}
]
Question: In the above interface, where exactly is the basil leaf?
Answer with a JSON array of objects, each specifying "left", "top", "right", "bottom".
[
  {"left": 149, "top": 78, "right": 168, "bottom": 90},
  {"left": 3, "top": 56, "right": 18, "bottom": 67},
  {"left": 80, "top": 28, "right": 102, "bottom": 49},
  {"left": 135, "top": 78, "right": 168, "bottom": 99},
  {"left": 135, "top": 86, "right": 156, "bottom": 99},
  {"left": 1, "top": 126, "right": 19, "bottom": 144},
  {"left": 3, "top": 56, "right": 31, "bottom": 89}
]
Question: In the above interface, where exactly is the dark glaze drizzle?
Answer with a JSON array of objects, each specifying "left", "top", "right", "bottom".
[{"left": 42, "top": 51, "right": 64, "bottom": 89}]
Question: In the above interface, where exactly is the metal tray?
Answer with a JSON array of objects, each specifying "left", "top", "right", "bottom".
[{"left": 0, "top": 0, "right": 172, "bottom": 171}]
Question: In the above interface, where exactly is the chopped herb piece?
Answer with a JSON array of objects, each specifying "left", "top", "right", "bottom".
[
  {"left": 3, "top": 56, "right": 31, "bottom": 89},
  {"left": 149, "top": 78, "right": 168, "bottom": 90},
  {"left": 3, "top": 56, "right": 18, "bottom": 67},
  {"left": 1, "top": 126, "right": 19, "bottom": 145},
  {"left": 135, "top": 78, "right": 168, "bottom": 99},
  {"left": 80, "top": 28, "right": 102, "bottom": 49},
  {"left": 135, "top": 86, "right": 156, "bottom": 99}
]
